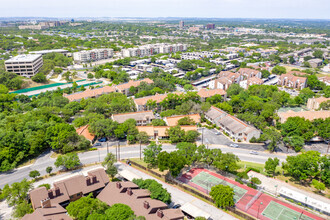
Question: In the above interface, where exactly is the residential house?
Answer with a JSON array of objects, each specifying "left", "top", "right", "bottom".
[
  {"left": 278, "top": 73, "right": 307, "bottom": 90},
  {"left": 239, "top": 77, "right": 264, "bottom": 89},
  {"left": 111, "top": 111, "right": 155, "bottom": 126},
  {"left": 236, "top": 68, "right": 262, "bottom": 79},
  {"left": 197, "top": 88, "right": 226, "bottom": 102},
  {"left": 307, "top": 97, "right": 330, "bottom": 110},
  {"left": 308, "top": 58, "right": 323, "bottom": 68},
  {"left": 115, "top": 78, "right": 154, "bottom": 96},
  {"left": 76, "top": 125, "right": 95, "bottom": 142},
  {"left": 277, "top": 110, "right": 330, "bottom": 123},
  {"left": 133, "top": 92, "right": 182, "bottom": 112},
  {"left": 137, "top": 126, "right": 197, "bottom": 140},
  {"left": 318, "top": 76, "right": 330, "bottom": 86},
  {"left": 64, "top": 86, "right": 116, "bottom": 102},
  {"left": 29, "top": 168, "right": 109, "bottom": 210},
  {"left": 164, "top": 114, "right": 201, "bottom": 126},
  {"left": 22, "top": 203, "right": 72, "bottom": 220},
  {"left": 97, "top": 182, "right": 184, "bottom": 220},
  {"left": 205, "top": 106, "right": 261, "bottom": 142}
]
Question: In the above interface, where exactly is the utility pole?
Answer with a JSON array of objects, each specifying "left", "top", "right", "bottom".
[
  {"left": 118, "top": 141, "right": 120, "bottom": 161},
  {"left": 202, "top": 127, "right": 204, "bottom": 145},
  {"left": 107, "top": 142, "right": 109, "bottom": 154},
  {"left": 139, "top": 140, "right": 142, "bottom": 160},
  {"left": 115, "top": 142, "right": 118, "bottom": 161},
  {"left": 98, "top": 150, "right": 100, "bottom": 162}
]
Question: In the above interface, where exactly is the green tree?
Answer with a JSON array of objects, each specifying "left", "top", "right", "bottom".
[
  {"left": 66, "top": 193, "right": 109, "bottom": 220},
  {"left": 178, "top": 116, "right": 195, "bottom": 125},
  {"left": 166, "top": 126, "right": 185, "bottom": 143},
  {"left": 283, "top": 135, "right": 305, "bottom": 152},
  {"left": 46, "top": 166, "right": 53, "bottom": 174},
  {"left": 168, "top": 151, "right": 186, "bottom": 177},
  {"left": 143, "top": 142, "right": 162, "bottom": 167},
  {"left": 54, "top": 153, "right": 81, "bottom": 170},
  {"left": 265, "top": 157, "right": 279, "bottom": 176},
  {"left": 261, "top": 69, "right": 271, "bottom": 78},
  {"left": 298, "top": 88, "right": 314, "bottom": 103},
  {"left": 271, "top": 66, "right": 286, "bottom": 75},
  {"left": 183, "top": 84, "right": 194, "bottom": 91},
  {"left": 214, "top": 153, "right": 240, "bottom": 173},
  {"left": 311, "top": 179, "right": 325, "bottom": 192},
  {"left": 132, "top": 179, "right": 171, "bottom": 204},
  {"left": 209, "top": 185, "right": 235, "bottom": 209},
  {"left": 151, "top": 119, "right": 167, "bottom": 126},
  {"left": 87, "top": 73, "right": 94, "bottom": 79},
  {"left": 32, "top": 73, "right": 47, "bottom": 83},
  {"left": 106, "top": 164, "right": 118, "bottom": 179},
  {"left": 12, "top": 201, "right": 33, "bottom": 218},
  {"left": 282, "top": 151, "right": 321, "bottom": 183},
  {"left": 250, "top": 177, "right": 261, "bottom": 185},
  {"left": 102, "top": 152, "right": 116, "bottom": 168},
  {"left": 226, "top": 84, "right": 244, "bottom": 97},
  {"left": 29, "top": 170, "right": 40, "bottom": 179},
  {"left": 136, "top": 132, "right": 150, "bottom": 144},
  {"left": 313, "top": 50, "right": 323, "bottom": 59},
  {"left": 105, "top": 203, "right": 134, "bottom": 220},
  {"left": 176, "top": 142, "right": 197, "bottom": 164},
  {"left": 1, "top": 179, "right": 32, "bottom": 206}
]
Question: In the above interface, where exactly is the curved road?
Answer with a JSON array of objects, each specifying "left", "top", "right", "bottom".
[{"left": 0, "top": 143, "right": 288, "bottom": 189}]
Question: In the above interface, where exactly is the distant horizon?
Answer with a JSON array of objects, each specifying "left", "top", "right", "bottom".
[{"left": 1, "top": 0, "right": 329, "bottom": 20}]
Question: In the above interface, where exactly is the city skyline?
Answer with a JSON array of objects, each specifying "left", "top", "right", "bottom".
[{"left": 1, "top": 0, "right": 330, "bottom": 19}]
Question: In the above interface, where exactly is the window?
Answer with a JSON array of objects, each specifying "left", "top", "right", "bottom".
[
  {"left": 77, "top": 193, "right": 81, "bottom": 197},
  {"left": 70, "top": 195, "right": 74, "bottom": 199},
  {"left": 238, "top": 133, "right": 242, "bottom": 136}
]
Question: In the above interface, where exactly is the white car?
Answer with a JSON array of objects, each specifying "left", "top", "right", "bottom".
[
  {"left": 230, "top": 144, "right": 239, "bottom": 148},
  {"left": 250, "top": 151, "right": 258, "bottom": 155}
]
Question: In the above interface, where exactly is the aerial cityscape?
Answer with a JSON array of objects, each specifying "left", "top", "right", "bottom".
[{"left": 0, "top": 1, "right": 329, "bottom": 220}]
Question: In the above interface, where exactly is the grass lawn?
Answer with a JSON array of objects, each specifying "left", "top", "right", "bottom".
[{"left": 129, "top": 158, "right": 168, "bottom": 176}]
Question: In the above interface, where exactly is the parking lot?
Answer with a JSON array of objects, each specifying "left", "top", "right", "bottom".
[{"left": 198, "top": 128, "right": 267, "bottom": 151}]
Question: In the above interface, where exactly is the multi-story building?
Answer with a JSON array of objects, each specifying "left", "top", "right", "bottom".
[
  {"left": 73, "top": 48, "right": 114, "bottom": 63},
  {"left": 29, "top": 49, "right": 69, "bottom": 56},
  {"left": 206, "top": 23, "right": 215, "bottom": 30},
  {"left": 179, "top": 20, "right": 185, "bottom": 28},
  {"left": 205, "top": 106, "right": 261, "bottom": 142},
  {"left": 122, "top": 44, "right": 187, "bottom": 58},
  {"left": 307, "top": 97, "right": 330, "bottom": 110},
  {"left": 278, "top": 73, "right": 307, "bottom": 90},
  {"left": 112, "top": 111, "right": 155, "bottom": 126},
  {"left": 5, "top": 54, "right": 43, "bottom": 78}
]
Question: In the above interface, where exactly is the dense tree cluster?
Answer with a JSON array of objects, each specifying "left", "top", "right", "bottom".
[{"left": 132, "top": 179, "right": 171, "bottom": 204}]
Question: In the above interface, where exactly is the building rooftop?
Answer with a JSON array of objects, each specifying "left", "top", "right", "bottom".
[
  {"left": 197, "top": 88, "right": 226, "bottom": 98},
  {"left": 165, "top": 114, "right": 201, "bottom": 126},
  {"left": 137, "top": 125, "right": 197, "bottom": 137},
  {"left": 112, "top": 111, "right": 155, "bottom": 124},
  {"left": 5, "top": 54, "right": 42, "bottom": 63},
  {"left": 277, "top": 110, "right": 330, "bottom": 123}
]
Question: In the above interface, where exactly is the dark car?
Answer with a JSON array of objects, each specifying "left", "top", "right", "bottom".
[
  {"left": 98, "top": 137, "right": 107, "bottom": 142},
  {"left": 94, "top": 143, "right": 102, "bottom": 147},
  {"left": 172, "top": 204, "right": 181, "bottom": 209}
]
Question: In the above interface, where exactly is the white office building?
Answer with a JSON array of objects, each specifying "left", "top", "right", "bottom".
[
  {"left": 122, "top": 43, "right": 187, "bottom": 57},
  {"left": 5, "top": 54, "right": 43, "bottom": 78},
  {"left": 73, "top": 48, "right": 114, "bottom": 63}
]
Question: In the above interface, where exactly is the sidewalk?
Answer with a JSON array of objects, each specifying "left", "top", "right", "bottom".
[{"left": 116, "top": 162, "right": 237, "bottom": 220}]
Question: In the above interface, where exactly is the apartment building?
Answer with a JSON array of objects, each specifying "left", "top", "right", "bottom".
[
  {"left": 278, "top": 73, "right": 307, "bottom": 90},
  {"left": 307, "top": 97, "right": 330, "bottom": 110},
  {"left": 236, "top": 68, "right": 262, "bottom": 79},
  {"left": 5, "top": 54, "right": 43, "bottom": 78},
  {"left": 22, "top": 168, "right": 109, "bottom": 219},
  {"left": 122, "top": 43, "right": 187, "bottom": 58},
  {"left": 164, "top": 114, "right": 201, "bottom": 126},
  {"left": 64, "top": 78, "right": 153, "bottom": 102},
  {"left": 97, "top": 182, "right": 185, "bottom": 220},
  {"left": 209, "top": 71, "right": 242, "bottom": 90},
  {"left": 29, "top": 49, "right": 69, "bottom": 56},
  {"left": 73, "top": 48, "right": 114, "bottom": 63},
  {"left": 205, "top": 106, "right": 261, "bottom": 142},
  {"left": 277, "top": 110, "right": 330, "bottom": 123},
  {"left": 133, "top": 92, "right": 183, "bottom": 112},
  {"left": 239, "top": 77, "right": 264, "bottom": 89},
  {"left": 197, "top": 88, "right": 226, "bottom": 102},
  {"left": 137, "top": 125, "right": 197, "bottom": 140},
  {"left": 111, "top": 111, "right": 155, "bottom": 126}
]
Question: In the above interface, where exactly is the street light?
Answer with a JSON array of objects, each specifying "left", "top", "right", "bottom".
[
  {"left": 257, "top": 202, "right": 263, "bottom": 219},
  {"left": 274, "top": 184, "right": 278, "bottom": 197},
  {"left": 139, "top": 140, "right": 142, "bottom": 160}
]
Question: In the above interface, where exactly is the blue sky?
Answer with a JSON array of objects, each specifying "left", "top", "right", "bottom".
[{"left": 2, "top": 0, "right": 329, "bottom": 19}]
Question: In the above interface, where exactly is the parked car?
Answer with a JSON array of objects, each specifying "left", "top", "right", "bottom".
[
  {"left": 94, "top": 143, "right": 102, "bottom": 147},
  {"left": 214, "top": 130, "right": 221, "bottom": 135},
  {"left": 250, "top": 150, "right": 258, "bottom": 155},
  {"left": 98, "top": 137, "right": 107, "bottom": 142},
  {"left": 230, "top": 144, "right": 239, "bottom": 148},
  {"left": 172, "top": 204, "right": 181, "bottom": 209}
]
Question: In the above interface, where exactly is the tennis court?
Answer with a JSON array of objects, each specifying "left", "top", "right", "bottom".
[
  {"left": 261, "top": 201, "right": 314, "bottom": 220},
  {"left": 190, "top": 171, "right": 247, "bottom": 203}
]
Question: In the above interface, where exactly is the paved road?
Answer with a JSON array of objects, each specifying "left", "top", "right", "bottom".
[{"left": 0, "top": 142, "right": 288, "bottom": 189}]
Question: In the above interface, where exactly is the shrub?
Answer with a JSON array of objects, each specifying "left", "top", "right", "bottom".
[{"left": 235, "top": 178, "right": 244, "bottom": 184}]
